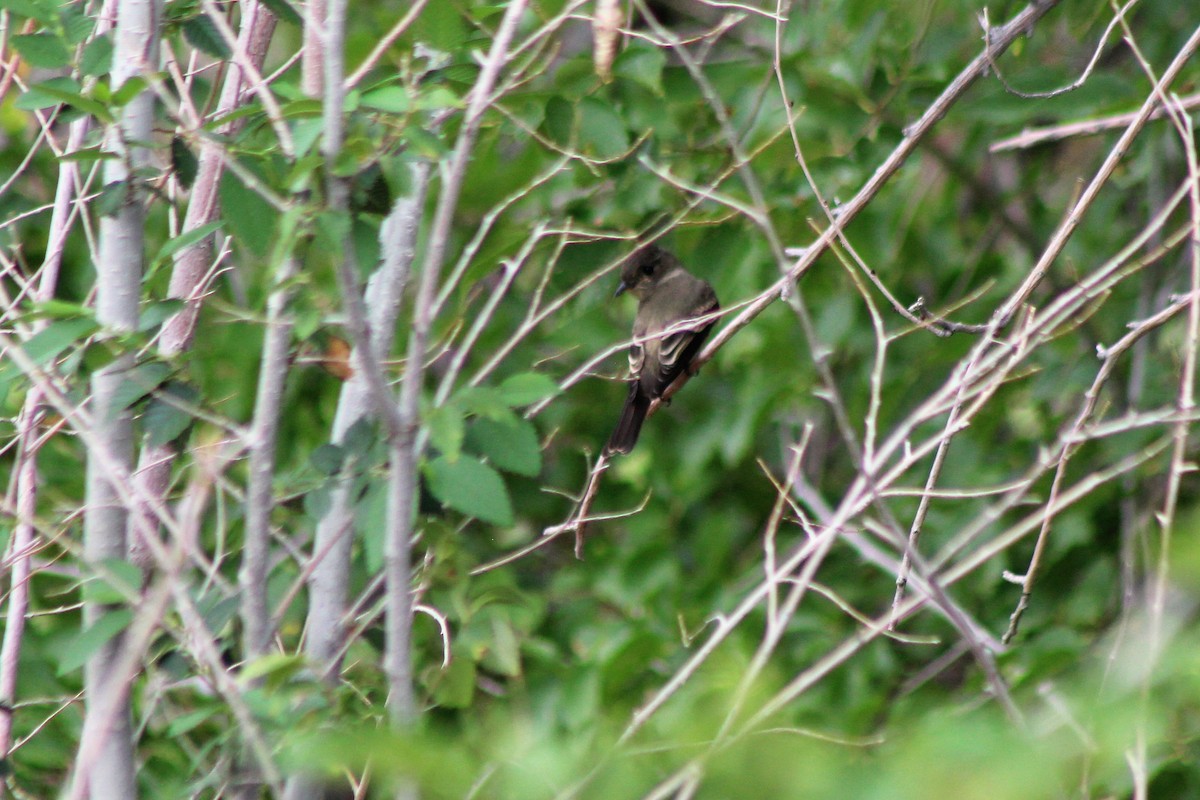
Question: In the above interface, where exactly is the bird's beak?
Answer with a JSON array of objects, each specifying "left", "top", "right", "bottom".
[{"left": 613, "top": 281, "right": 628, "bottom": 298}]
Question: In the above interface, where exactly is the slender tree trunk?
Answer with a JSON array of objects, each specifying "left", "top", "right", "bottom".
[
  {"left": 130, "top": 0, "right": 278, "bottom": 567},
  {"left": 242, "top": 251, "right": 301, "bottom": 661},
  {"left": 386, "top": 0, "right": 527, "bottom": 728},
  {"left": 79, "top": 0, "right": 162, "bottom": 794},
  {"left": 285, "top": 5, "right": 429, "bottom": 792},
  {"left": 0, "top": 105, "right": 94, "bottom": 762}
]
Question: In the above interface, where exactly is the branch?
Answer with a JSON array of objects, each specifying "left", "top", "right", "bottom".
[
  {"left": 989, "top": 90, "right": 1200, "bottom": 152},
  {"left": 385, "top": 0, "right": 530, "bottom": 729}
]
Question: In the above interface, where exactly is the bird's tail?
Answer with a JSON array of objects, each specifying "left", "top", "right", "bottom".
[{"left": 605, "top": 383, "right": 651, "bottom": 455}]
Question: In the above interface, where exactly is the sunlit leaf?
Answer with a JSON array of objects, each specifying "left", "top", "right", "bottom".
[
  {"left": 498, "top": 372, "right": 559, "bottom": 407},
  {"left": 427, "top": 402, "right": 466, "bottom": 461},
  {"left": 239, "top": 653, "right": 308, "bottom": 684},
  {"left": 455, "top": 386, "right": 515, "bottom": 420}
]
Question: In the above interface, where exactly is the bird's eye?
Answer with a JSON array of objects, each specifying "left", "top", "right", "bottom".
[{"left": 640, "top": 262, "right": 654, "bottom": 276}]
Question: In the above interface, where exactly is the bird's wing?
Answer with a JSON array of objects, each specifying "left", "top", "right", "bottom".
[
  {"left": 659, "top": 321, "right": 702, "bottom": 370},
  {"left": 627, "top": 341, "right": 645, "bottom": 378},
  {"left": 644, "top": 296, "right": 717, "bottom": 394}
]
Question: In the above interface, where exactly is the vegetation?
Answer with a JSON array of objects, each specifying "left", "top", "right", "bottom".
[{"left": 1, "top": 0, "right": 1199, "bottom": 797}]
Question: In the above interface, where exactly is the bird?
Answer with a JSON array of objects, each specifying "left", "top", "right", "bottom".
[{"left": 605, "top": 244, "right": 719, "bottom": 455}]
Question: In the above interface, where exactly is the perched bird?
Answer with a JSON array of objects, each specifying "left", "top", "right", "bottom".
[{"left": 605, "top": 244, "right": 719, "bottom": 455}]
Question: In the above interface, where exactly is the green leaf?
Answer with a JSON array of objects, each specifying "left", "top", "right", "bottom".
[
  {"left": 304, "top": 482, "right": 333, "bottom": 521},
  {"left": 614, "top": 44, "right": 666, "bottom": 94},
  {"left": 30, "top": 299, "right": 93, "bottom": 319},
  {"left": 110, "top": 76, "right": 148, "bottom": 107},
  {"left": 14, "top": 77, "right": 109, "bottom": 120},
  {"left": 61, "top": 4, "right": 94, "bottom": 45},
  {"left": 487, "top": 615, "right": 522, "bottom": 677},
  {"left": 143, "top": 381, "right": 199, "bottom": 447},
  {"left": 151, "top": 221, "right": 223, "bottom": 269},
  {"left": 418, "top": 86, "right": 463, "bottom": 111},
  {"left": 341, "top": 416, "right": 377, "bottom": 459},
  {"left": 360, "top": 85, "right": 462, "bottom": 114},
  {"left": 182, "top": 14, "right": 232, "bottom": 59},
  {"left": 466, "top": 417, "right": 541, "bottom": 477},
  {"left": 11, "top": 33, "right": 70, "bottom": 69},
  {"left": 12, "top": 86, "right": 60, "bottom": 111},
  {"left": 166, "top": 707, "right": 216, "bottom": 737},
  {"left": 219, "top": 172, "right": 275, "bottom": 257},
  {"left": 498, "top": 372, "right": 559, "bottom": 407},
  {"left": 291, "top": 120, "right": 324, "bottom": 160},
  {"left": 423, "top": 455, "right": 513, "bottom": 526},
  {"left": 455, "top": 386, "right": 516, "bottom": 421},
  {"left": 281, "top": 94, "right": 323, "bottom": 115},
  {"left": 379, "top": 155, "right": 413, "bottom": 199},
  {"left": 81, "top": 558, "right": 143, "bottom": 604},
  {"left": 21, "top": 318, "right": 98, "bottom": 366},
  {"left": 0, "top": 0, "right": 57, "bottom": 24},
  {"left": 413, "top": 2, "right": 467, "bottom": 51},
  {"left": 95, "top": 180, "right": 130, "bottom": 217},
  {"left": 57, "top": 609, "right": 133, "bottom": 676},
  {"left": 432, "top": 656, "right": 476, "bottom": 708},
  {"left": 59, "top": 146, "right": 118, "bottom": 162},
  {"left": 197, "top": 593, "right": 239, "bottom": 636},
  {"left": 405, "top": 127, "right": 448, "bottom": 159},
  {"left": 579, "top": 98, "right": 629, "bottom": 159},
  {"left": 543, "top": 95, "right": 574, "bottom": 148},
  {"left": 205, "top": 102, "right": 263, "bottom": 131},
  {"left": 361, "top": 86, "right": 412, "bottom": 114},
  {"left": 112, "top": 362, "right": 172, "bottom": 412},
  {"left": 426, "top": 403, "right": 465, "bottom": 461},
  {"left": 258, "top": 0, "right": 302, "bottom": 27},
  {"left": 239, "top": 653, "right": 307, "bottom": 685},
  {"left": 357, "top": 479, "right": 388, "bottom": 574},
  {"left": 314, "top": 209, "right": 351, "bottom": 253},
  {"left": 138, "top": 299, "right": 185, "bottom": 332},
  {"left": 311, "top": 443, "right": 345, "bottom": 476}
]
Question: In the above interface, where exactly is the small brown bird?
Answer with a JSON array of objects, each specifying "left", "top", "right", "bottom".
[{"left": 605, "top": 245, "right": 719, "bottom": 455}]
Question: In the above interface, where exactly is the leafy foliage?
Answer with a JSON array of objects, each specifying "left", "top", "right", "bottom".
[{"left": 1, "top": 0, "right": 1199, "bottom": 798}]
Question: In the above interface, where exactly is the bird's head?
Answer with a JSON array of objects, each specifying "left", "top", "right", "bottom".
[{"left": 614, "top": 244, "right": 676, "bottom": 300}]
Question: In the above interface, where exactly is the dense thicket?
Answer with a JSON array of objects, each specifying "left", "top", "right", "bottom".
[{"left": 1, "top": 1, "right": 1199, "bottom": 797}]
